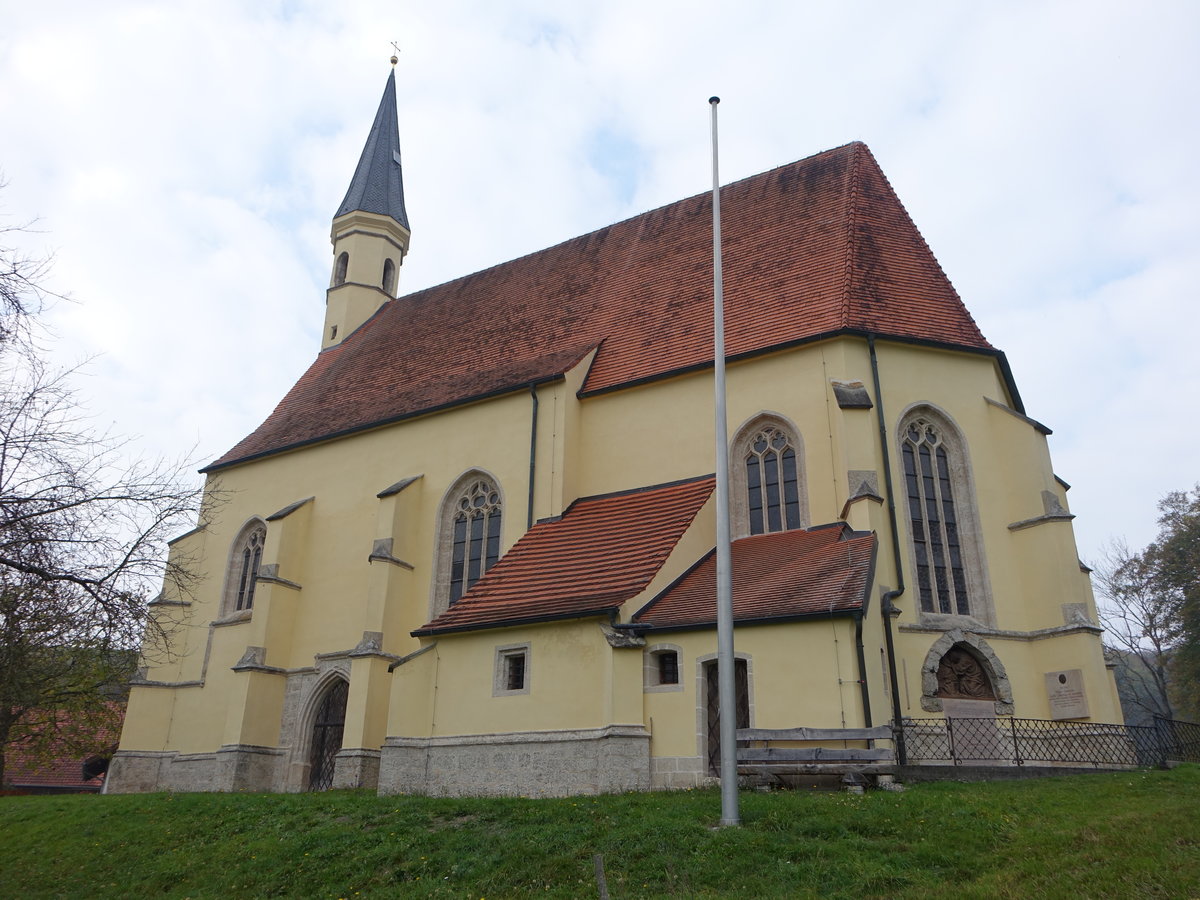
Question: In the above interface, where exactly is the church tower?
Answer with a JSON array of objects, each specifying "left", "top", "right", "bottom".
[{"left": 323, "top": 67, "right": 411, "bottom": 349}]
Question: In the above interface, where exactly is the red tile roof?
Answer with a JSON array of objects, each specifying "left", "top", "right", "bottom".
[
  {"left": 414, "top": 476, "right": 715, "bottom": 635},
  {"left": 4, "top": 704, "right": 123, "bottom": 792},
  {"left": 209, "top": 142, "right": 989, "bottom": 470},
  {"left": 633, "top": 525, "right": 876, "bottom": 630},
  {"left": 4, "top": 745, "right": 106, "bottom": 791}
]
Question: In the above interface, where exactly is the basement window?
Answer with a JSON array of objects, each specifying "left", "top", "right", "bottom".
[{"left": 493, "top": 643, "right": 530, "bottom": 696}]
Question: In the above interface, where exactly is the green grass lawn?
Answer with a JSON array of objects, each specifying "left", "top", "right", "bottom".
[{"left": 2, "top": 766, "right": 1198, "bottom": 899}]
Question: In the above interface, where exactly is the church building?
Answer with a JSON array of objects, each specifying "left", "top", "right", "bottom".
[{"left": 109, "top": 70, "right": 1121, "bottom": 795}]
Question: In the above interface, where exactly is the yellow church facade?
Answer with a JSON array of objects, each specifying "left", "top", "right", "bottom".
[{"left": 109, "top": 72, "right": 1120, "bottom": 795}]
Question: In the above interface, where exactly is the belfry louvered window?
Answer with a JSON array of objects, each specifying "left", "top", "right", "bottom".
[
  {"left": 902, "top": 418, "right": 969, "bottom": 616},
  {"left": 449, "top": 478, "right": 502, "bottom": 604},
  {"left": 745, "top": 426, "right": 802, "bottom": 535}
]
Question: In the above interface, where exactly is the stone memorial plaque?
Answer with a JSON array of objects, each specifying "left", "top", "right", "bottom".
[{"left": 1045, "top": 669, "right": 1089, "bottom": 720}]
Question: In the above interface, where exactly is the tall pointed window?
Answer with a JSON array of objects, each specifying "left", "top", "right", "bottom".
[
  {"left": 730, "top": 415, "right": 807, "bottom": 538},
  {"left": 897, "top": 409, "right": 991, "bottom": 622},
  {"left": 432, "top": 473, "right": 505, "bottom": 617},
  {"left": 333, "top": 252, "right": 349, "bottom": 287},
  {"left": 222, "top": 518, "right": 266, "bottom": 617}
]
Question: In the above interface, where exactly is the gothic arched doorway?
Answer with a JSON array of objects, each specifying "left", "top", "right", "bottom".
[{"left": 308, "top": 678, "right": 349, "bottom": 791}]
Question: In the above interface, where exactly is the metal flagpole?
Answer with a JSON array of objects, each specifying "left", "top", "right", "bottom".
[{"left": 709, "top": 96, "right": 739, "bottom": 827}]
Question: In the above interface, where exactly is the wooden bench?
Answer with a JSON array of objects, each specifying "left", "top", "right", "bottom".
[{"left": 736, "top": 725, "right": 897, "bottom": 785}]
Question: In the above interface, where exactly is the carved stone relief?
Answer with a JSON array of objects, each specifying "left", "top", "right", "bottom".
[{"left": 935, "top": 647, "right": 996, "bottom": 700}]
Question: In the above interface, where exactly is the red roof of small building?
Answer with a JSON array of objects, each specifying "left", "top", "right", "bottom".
[
  {"left": 414, "top": 476, "right": 715, "bottom": 635},
  {"left": 208, "top": 142, "right": 989, "bottom": 470},
  {"left": 3, "top": 704, "right": 123, "bottom": 792},
  {"left": 633, "top": 524, "right": 876, "bottom": 630},
  {"left": 4, "top": 745, "right": 106, "bottom": 791}
]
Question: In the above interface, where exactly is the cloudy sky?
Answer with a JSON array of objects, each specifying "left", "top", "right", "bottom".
[{"left": 2, "top": 0, "right": 1197, "bottom": 566}]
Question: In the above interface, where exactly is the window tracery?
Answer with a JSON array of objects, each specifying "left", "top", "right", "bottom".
[
  {"left": 730, "top": 415, "right": 807, "bottom": 538},
  {"left": 447, "top": 477, "right": 502, "bottom": 605},
  {"left": 896, "top": 406, "right": 993, "bottom": 626},
  {"left": 901, "top": 417, "right": 968, "bottom": 616},
  {"left": 222, "top": 519, "right": 266, "bottom": 617}
]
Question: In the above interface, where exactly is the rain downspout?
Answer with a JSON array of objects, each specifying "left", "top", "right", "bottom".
[
  {"left": 854, "top": 611, "right": 872, "bottom": 728},
  {"left": 869, "top": 334, "right": 907, "bottom": 765},
  {"left": 527, "top": 384, "right": 539, "bottom": 530}
]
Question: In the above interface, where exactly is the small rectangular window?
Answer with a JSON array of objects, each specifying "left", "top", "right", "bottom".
[
  {"left": 644, "top": 647, "right": 684, "bottom": 692},
  {"left": 507, "top": 653, "right": 526, "bottom": 691},
  {"left": 658, "top": 652, "right": 679, "bottom": 685},
  {"left": 493, "top": 644, "right": 531, "bottom": 696}
]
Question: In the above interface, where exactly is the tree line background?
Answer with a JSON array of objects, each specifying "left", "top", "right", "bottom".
[
  {"left": 0, "top": 199, "right": 204, "bottom": 787},
  {"left": 1094, "top": 486, "right": 1200, "bottom": 725}
]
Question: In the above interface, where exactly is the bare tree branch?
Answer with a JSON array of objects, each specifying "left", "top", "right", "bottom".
[
  {"left": 0, "top": 191, "right": 206, "bottom": 786},
  {"left": 1092, "top": 538, "right": 1177, "bottom": 722}
]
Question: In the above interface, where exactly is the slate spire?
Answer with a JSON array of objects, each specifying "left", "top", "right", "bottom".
[{"left": 336, "top": 69, "right": 410, "bottom": 230}]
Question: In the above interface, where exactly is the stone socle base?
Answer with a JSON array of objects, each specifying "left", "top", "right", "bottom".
[
  {"left": 333, "top": 748, "right": 381, "bottom": 790},
  {"left": 107, "top": 750, "right": 221, "bottom": 793},
  {"left": 379, "top": 726, "right": 650, "bottom": 797},
  {"left": 214, "top": 744, "right": 286, "bottom": 791},
  {"left": 649, "top": 756, "right": 711, "bottom": 789},
  {"left": 107, "top": 745, "right": 285, "bottom": 793}
]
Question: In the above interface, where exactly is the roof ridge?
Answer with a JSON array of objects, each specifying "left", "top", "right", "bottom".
[
  {"left": 565, "top": 473, "right": 716, "bottom": 509},
  {"left": 840, "top": 141, "right": 865, "bottom": 327}
]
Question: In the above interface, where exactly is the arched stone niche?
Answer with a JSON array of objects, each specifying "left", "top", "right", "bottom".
[{"left": 919, "top": 629, "right": 1013, "bottom": 714}]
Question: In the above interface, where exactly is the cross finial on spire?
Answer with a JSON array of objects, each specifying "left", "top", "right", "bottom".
[{"left": 390, "top": 42, "right": 400, "bottom": 66}]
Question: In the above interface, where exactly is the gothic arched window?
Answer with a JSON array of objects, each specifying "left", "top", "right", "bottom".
[
  {"left": 730, "top": 416, "right": 807, "bottom": 538},
  {"left": 448, "top": 478, "right": 502, "bottom": 604},
  {"left": 898, "top": 407, "right": 990, "bottom": 623},
  {"left": 222, "top": 518, "right": 266, "bottom": 617},
  {"left": 431, "top": 473, "right": 505, "bottom": 617},
  {"left": 333, "top": 251, "right": 349, "bottom": 287}
]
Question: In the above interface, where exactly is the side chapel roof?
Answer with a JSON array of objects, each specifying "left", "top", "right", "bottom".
[
  {"left": 209, "top": 141, "right": 990, "bottom": 471},
  {"left": 633, "top": 524, "right": 877, "bottom": 630},
  {"left": 414, "top": 476, "right": 716, "bottom": 635}
]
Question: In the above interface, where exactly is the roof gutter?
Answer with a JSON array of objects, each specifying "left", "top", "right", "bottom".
[
  {"left": 202, "top": 372, "right": 568, "bottom": 474},
  {"left": 578, "top": 328, "right": 1008, "bottom": 400},
  {"left": 631, "top": 606, "right": 863, "bottom": 635}
]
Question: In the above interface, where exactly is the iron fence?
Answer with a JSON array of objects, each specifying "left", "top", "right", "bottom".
[{"left": 901, "top": 716, "right": 1200, "bottom": 769}]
